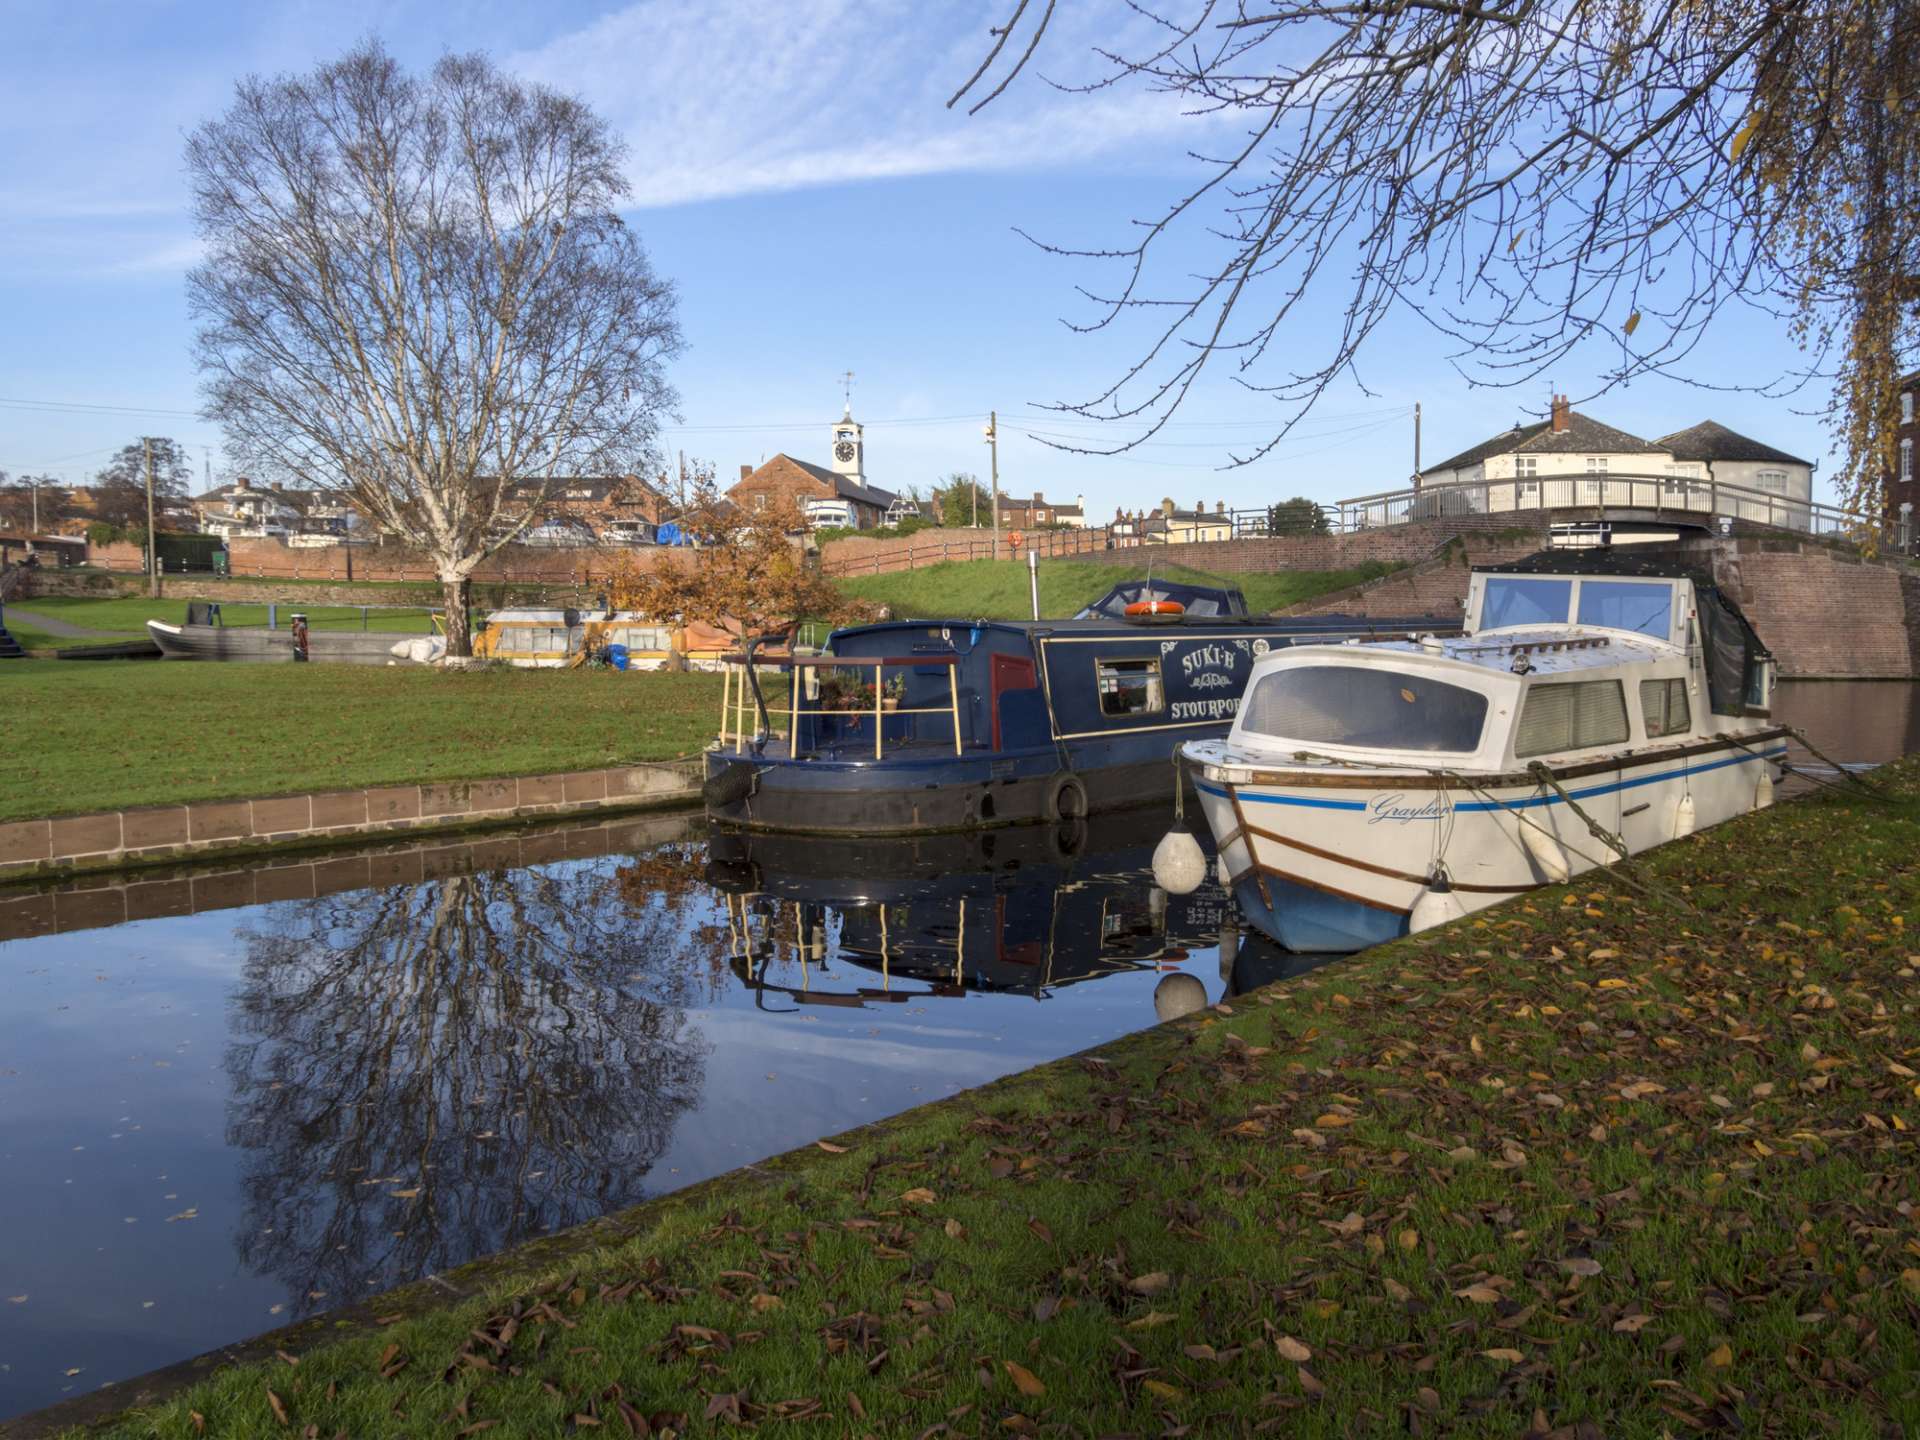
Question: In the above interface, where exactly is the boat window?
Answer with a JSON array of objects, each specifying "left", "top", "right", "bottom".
[
  {"left": 1514, "top": 680, "right": 1630, "bottom": 757},
  {"left": 612, "top": 627, "right": 671, "bottom": 651},
  {"left": 1577, "top": 580, "right": 1672, "bottom": 640},
  {"left": 1239, "top": 666, "right": 1488, "bottom": 752},
  {"left": 1481, "top": 577, "right": 1572, "bottom": 629},
  {"left": 1640, "top": 678, "right": 1691, "bottom": 738},
  {"left": 1097, "top": 657, "right": 1165, "bottom": 717}
]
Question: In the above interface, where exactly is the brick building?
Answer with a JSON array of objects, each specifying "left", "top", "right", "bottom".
[
  {"left": 728, "top": 408, "right": 898, "bottom": 529},
  {"left": 997, "top": 492, "right": 1088, "bottom": 529}
]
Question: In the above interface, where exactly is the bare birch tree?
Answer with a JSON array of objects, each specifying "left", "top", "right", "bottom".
[
  {"left": 187, "top": 43, "right": 682, "bottom": 652},
  {"left": 956, "top": 1, "right": 1919, "bottom": 511}
]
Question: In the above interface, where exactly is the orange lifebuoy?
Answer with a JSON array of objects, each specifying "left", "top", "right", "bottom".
[
  {"left": 1008, "top": 530, "right": 1023, "bottom": 550},
  {"left": 1124, "top": 599, "right": 1185, "bottom": 618}
]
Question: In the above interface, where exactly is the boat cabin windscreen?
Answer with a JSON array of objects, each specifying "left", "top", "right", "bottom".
[
  {"left": 1479, "top": 574, "right": 1675, "bottom": 642},
  {"left": 1240, "top": 664, "right": 1488, "bottom": 753}
]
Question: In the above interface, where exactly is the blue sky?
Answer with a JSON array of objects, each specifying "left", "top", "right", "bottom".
[{"left": 0, "top": 0, "right": 1845, "bottom": 517}]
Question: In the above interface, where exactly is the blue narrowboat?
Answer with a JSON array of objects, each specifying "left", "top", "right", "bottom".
[{"left": 702, "top": 579, "right": 1454, "bottom": 834}]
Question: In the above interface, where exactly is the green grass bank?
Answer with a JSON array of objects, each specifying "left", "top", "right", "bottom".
[
  {"left": 43, "top": 762, "right": 1920, "bottom": 1438},
  {"left": 837, "top": 557, "right": 1400, "bottom": 620},
  {"left": 4, "top": 662, "right": 726, "bottom": 822}
]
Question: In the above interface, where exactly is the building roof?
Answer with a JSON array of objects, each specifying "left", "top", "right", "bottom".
[
  {"left": 1423, "top": 411, "right": 1666, "bottom": 476},
  {"left": 1655, "top": 420, "right": 1810, "bottom": 468},
  {"left": 753, "top": 454, "right": 898, "bottom": 511}
]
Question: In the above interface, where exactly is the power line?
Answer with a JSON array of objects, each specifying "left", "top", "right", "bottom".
[{"left": 0, "top": 395, "right": 203, "bottom": 420}]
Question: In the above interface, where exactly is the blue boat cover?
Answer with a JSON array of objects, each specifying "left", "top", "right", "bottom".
[{"left": 1074, "top": 579, "right": 1249, "bottom": 620}]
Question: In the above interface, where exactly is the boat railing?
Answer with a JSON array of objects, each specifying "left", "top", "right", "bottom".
[{"left": 717, "top": 652, "right": 964, "bottom": 761}]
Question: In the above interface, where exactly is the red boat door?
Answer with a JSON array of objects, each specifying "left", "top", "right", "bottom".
[{"left": 990, "top": 653, "right": 1038, "bottom": 750}]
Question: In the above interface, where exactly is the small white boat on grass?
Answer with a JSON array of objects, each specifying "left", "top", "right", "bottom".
[{"left": 1176, "top": 555, "right": 1788, "bottom": 953}]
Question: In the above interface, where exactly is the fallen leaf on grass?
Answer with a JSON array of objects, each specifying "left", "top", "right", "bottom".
[
  {"left": 1557, "top": 1257, "right": 1603, "bottom": 1277},
  {"left": 815, "top": 1140, "right": 849, "bottom": 1154},
  {"left": 1382, "top": 1278, "right": 1412, "bottom": 1303},
  {"left": 1127, "top": 1272, "right": 1170, "bottom": 1296},
  {"left": 1707, "top": 1344, "right": 1734, "bottom": 1368},
  {"left": 1455, "top": 1284, "right": 1503, "bottom": 1304},
  {"left": 749, "top": 1293, "right": 782, "bottom": 1312},
  {"left": 1127, "top": 1311, "right": 1176, "bottom": 1330},
  {"left": 1481, "top": 1348, "right": 1524, "bottom": 1364},
  {"left": 1140, "top": 1379, "right": 1184, "bottom": 1401},
  {"left": 1613, "top": 1313, "right": 1655, "bottom": 1333},
  {"left": 900, "top": 1187, "right": 937, "bottom": 1205},
  {"left": 266, "top": 1388, "right": 290, "bottom": 1426},
  {"left": 1004, "top": 1360, "right": 1046, "bottom": 1397},
  {"left": 944, "top": 1218, "right": 966, "bottom": 1239},
  {"left": 1276, "top": 1336, "right": 1311, "bottom": 1363}
]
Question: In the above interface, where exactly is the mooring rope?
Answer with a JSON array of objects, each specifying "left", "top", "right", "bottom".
[{"left": 1524, "top": 762, "right": 1633, "bottom": 864}]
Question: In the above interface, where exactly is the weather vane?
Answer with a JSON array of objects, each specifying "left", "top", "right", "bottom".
[{"left": 840, "top": 369, "right": 854, "bottom": 415}]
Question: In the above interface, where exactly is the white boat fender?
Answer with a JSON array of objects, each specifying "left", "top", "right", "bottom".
[
  {"left": 1672, "top": 791, "right": 1697, "bottom": 838},
  {"left": 1153, "top": 972, "right": 1209, "bottom": 1023},
  {"left": 1409, "top": 870, "right": 1469, "bottom": 935},
  {"left": 1153, "top": 829, "right": 1207, "bottom": 896},
  {"left": 1518, "top": 812, "right": 1571, "bottom": 883},
  {"left": 1754, "top": 762, "right": 1774, "bottom": 810},
  {"left": 1216, "top": 853, "right": 1232, "bottom": 890},
  {"left": 1217, "top": 921, "right": 1239, "bottom": 979}
]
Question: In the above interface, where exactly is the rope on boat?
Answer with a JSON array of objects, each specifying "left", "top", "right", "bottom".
[
  {"left": 1524, "top": 762, "right": 1632, "bottom": 866},
  {"left": 1787, "top": 726, "right": 1892, "bottom": 803},
  {"left": 1434, "top": 767, "right": 1702, "bottom": 917}
]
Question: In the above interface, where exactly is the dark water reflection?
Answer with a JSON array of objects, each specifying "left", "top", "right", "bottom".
[
  {"left": 0, "top": 809, "right": 1284, "bottom": 1419},
  {"left": 0, "top": 678, "right": 1904, "bottom": 1419}
]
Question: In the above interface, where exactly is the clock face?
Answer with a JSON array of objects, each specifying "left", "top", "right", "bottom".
[{"left": 834, "top": 440, "right": 857, "bottom": 463}]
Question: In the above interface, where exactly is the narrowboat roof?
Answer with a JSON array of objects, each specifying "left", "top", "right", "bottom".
[{"left": 827, "top": 612, "right": 1448, "bottom": 645}]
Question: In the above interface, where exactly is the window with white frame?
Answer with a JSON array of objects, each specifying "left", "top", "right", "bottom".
[
  {"left": 1903, "top": 439, "right": 1914, "bottom": 482},
  {"left": 1513, "top": 455, "right": 1539, "bottom": 503},
  {"left": 1904, "top": 391, "right": 1914, "bottom": 424},
  {"left": 1662, "top": 462, "right": 1697, "bottom": 501},
  {"left": 1754, "top": 469, "right": 1787, "bottom": 492},
  {"left": 1583, "top": 455, "right": 1607, "bottom": 502}
]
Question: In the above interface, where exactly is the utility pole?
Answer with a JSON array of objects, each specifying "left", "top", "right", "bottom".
[
  {"left": 990, "top": 412, "right": 1001, "bottom": 549},
  {"left": 29, "top": 477, "right": 37, "bottom": 535},
  {"left": 144, "top": 437, "right": 160, "bottom": 598},
  {"left": 1413, "top": 402, "right": 1422, "bottom": 491}
]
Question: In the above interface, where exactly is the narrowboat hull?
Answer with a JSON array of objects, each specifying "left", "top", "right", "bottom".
[{"left": 1189, "top": 728, "right": 1790, "bottom": 953}]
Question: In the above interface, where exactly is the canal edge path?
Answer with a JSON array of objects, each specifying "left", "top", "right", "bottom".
[
  {"left": 11, "top": 762, "right": 1919, "bottom": 1439},
  {"left": 0, "top": 761, "right": 705, "bottom": 882}
]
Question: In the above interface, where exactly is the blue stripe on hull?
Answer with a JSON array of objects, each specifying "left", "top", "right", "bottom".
[
  {"left": 1197, "top": 745, "right": 1787, "bottom": 813},
  {"left": 1231, "top": 874, "right": 1407, "bottom": 954}
]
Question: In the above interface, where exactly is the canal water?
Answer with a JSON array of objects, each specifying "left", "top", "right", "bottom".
[{"left": 0, "top": 679, "right": 1910, "bottom": 1419}]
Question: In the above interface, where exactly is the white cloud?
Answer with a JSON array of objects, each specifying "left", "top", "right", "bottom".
[{"left": 510, "top": 0, "right": 1209, "bottom": 208}]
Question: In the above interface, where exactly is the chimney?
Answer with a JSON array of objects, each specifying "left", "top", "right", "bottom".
[
  {"left": 234, "top": 476, "right": 251, "bottom": 492},
  {"left": 1550, "top": 394, "right": 1570, "bottom": 434},
  {"left": 739, "top": 464, "right": 752, "bottom": 483},
  {"left": 1076, "top": 494, "right": 1085, "bottom": 515}
]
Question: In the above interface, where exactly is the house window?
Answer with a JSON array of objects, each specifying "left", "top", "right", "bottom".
[
  {"left": 1583, "top": 455, "right": 1608, "bottom": 503},
  {"left": 1903, "top": 440, "right": 1914, "bottom": 482},
  {"left": 1585, "top": 456, "right": 1608, "bottom": 473},
  {"left": 1096, "top": 657, "right": 1165, "bottom": 717},
  {"left": 1753, "top": 468, "right": 1787, "bottom": 492},
  {"left": 1904, "top": 392, "right": 1914, "bottom": 424},
  {"left": 1513, "top": 455, "right": 1540, "bottom": 504},
  {"left": 1640, "top": 678, "right": 1691, "bottom": 739},
  {"left": 1514, "top": 679, "right": 1630, "bottom": 757}
]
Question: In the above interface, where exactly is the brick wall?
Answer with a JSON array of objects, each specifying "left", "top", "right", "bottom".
[
  {"left": 81, "top": 537, "right": 678, "bottom": 586},
  {"left": 1276, "top": 535, "right": 1549, "bottom": 619}
]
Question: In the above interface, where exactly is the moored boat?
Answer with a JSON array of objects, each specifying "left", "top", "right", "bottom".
[
  {"left": 146, "top": 620, "right": 405, "bottom": 665},
  {"left": 1179, "top": 553, "right": 1787, "bottom": 952},
  {"left": 702, "top": 578, "right": 1455, "bottom": 834}
]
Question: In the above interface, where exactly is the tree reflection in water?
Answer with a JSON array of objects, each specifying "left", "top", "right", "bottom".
[{"left": 224, "top": 849, "right": 714, "bottom": 1310}]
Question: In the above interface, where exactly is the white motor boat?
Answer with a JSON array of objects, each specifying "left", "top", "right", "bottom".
[{"left": 1178, "top": 556, "right": 1788, "bottom": 953}]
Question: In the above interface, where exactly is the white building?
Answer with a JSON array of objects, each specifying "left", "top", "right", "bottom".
[{"left": 1414, "top": 397, "right": 1813, "bottom": 528}]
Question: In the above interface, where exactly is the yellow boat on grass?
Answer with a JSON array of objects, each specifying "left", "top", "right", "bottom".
[{"left": 471, "top": 609, "right": 681, "bottom": 670}]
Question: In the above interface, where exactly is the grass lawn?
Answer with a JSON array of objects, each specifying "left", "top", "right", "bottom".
[
  {"left": 58, "top": 763, "right": 1920, "bottom": 1438},
  {"left": 4, "top": 661, "right": 729, "bottom": 821},
  {"left": 836, "top": 557, "right": 1400, "bottom": 621}
]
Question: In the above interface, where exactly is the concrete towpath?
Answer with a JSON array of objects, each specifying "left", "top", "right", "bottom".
[{"left": 0, "top": 606, "right": 140, "bottom": 639}]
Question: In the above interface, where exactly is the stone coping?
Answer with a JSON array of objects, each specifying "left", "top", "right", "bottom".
[
  {"left": 0, "top": 761, "right": 704, "bottom": 882},
  {"left": 0, "top": 809, "right": 702, "bottom": 945}
]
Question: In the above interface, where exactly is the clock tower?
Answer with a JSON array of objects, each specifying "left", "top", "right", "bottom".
[{"left": 830, "top": 405, "right": 865, "bottom": 486}]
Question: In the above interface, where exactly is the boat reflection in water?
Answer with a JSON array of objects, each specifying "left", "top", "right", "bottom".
[{"left": 703, "top": 809, "right": 1248, "bottom": 1013}]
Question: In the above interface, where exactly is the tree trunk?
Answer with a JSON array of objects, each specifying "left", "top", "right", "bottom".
[{"left": 441, "top": 573, "right": 473, "bottom": 657}]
